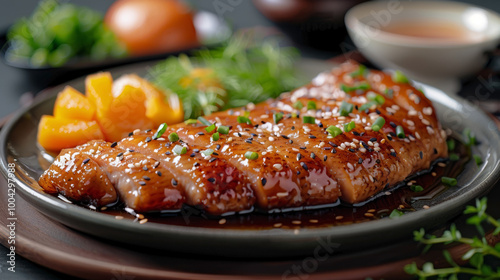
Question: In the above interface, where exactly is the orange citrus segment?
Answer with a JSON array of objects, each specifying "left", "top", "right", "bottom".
[
  {"left": 37, "top": 115, "right": 104, "bottom": 151},
  {"left": 53, "top": 86, "right": 95, "bottom": 121},
  {"left": 85, "top": 72, "right": 113, "bottom": 120}
]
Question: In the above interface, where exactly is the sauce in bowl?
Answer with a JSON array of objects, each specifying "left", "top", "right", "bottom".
[{"left": 380, "top": 20, "right": 484, "bottom": 43}]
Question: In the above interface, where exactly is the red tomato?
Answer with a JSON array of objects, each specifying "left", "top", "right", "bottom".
[{"left": 105, "top": 0, "right": 199, "bottom": 56}]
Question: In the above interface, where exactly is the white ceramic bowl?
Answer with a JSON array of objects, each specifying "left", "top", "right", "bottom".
[{"left": 345, "top": 1, "right": 500, "bottom": 83}]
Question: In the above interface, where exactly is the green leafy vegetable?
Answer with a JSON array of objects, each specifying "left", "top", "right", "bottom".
[
  {"left": 6, "top": 0, "right": 126, "bottom": 67},
  {"left": 153, "top": 123, "right": 167, "bottom": 140},
  {"left": 148, "top": 34, "right": 301, "bottom": 119}
]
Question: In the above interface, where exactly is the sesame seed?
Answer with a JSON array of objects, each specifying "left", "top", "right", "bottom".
[
  {"left": 432, "top": 172, "right": 437, "bottom": 176},
  {"left": 348, "top": 148, "right": 355, "bottom": 152},
  {"left": 273, "top": 164, "right": 283, "bottom": 171},
  {"left": 309, "top": 135, "right": 317, "bottom": 139},
  {"left": 281, "top": 135, "right": 290, "bottom": 140},
  {"left": 133, "top": 129, "right": 141, "bottom": 135},
  {"left": 219, "top": 219, "right": 227, "bottom": 225},
  {"left": 364, "top": 213, "right": 374, "bottom": 217},
  {"left": 115, "top": 216, "right": 124, "bottom": 220},
  {"left": 216, "top": 144, "right": 221, "bottom": 150},
  {"left": 423, "top": 107, "right": 433, "bottom": 115},
  {"left": 376, "top": 159, "right": 381, "bottom": 164},
  {"left": 139, "top": 219, "right": 148, "bottom": 224},
  {"left": 309, "top": 219, "right": 319, "bottom": 223},
  {"left": 390, "top": 152, "right": 397, "bottom": 157},
  {"left": 335, "top": 216, "right": 343, "bottom": 220},
  {"left": 156, "top": 171, "right": 162, "bottom": 176},
  {"left": 358, "top": 158, "right": 363, "bottom": 164},
  {"left": 311, "top": 153, "right": 316, "bottom": 159},
  {"left": 143, "top": 176, "right": 150, "bottom": 181},
  {"left": 83, "top": 158, "right": 90, "bottom": 164},
  {"left": 143, "top": 166, "right": 148, "bottom": 171},
  {"left": 110, "top": 142, "right": 117, "bottom": 148},
  {"left": 408, "top": 110, "right": 418, "bottom": 116},
  {"left": 297, "top": 154, "right": 302, "bottom": 161},
  {"left": 419, "top": 151, "right": 423, "bottom": 159},
  {"left": 323, "top": 155, "right": 328, "bottom": 161},
  {"left": 331, "top": 148, "right": 337, "bottom": 153},
  {"left": 117, "top": 152, "right": 124, "bottom": 157},
  {"left": 261, "top": 178, "right": 267, "bottom": 186},
  {"left": 145, "top": 137, "right": 151, "bottom": 143},
  {"left": 292, "top": 220, "right": 302, "bottom": 225},
  {"left": 209, "top": 158, "right": 217, "bottom": 163},
  {"left": 269, "top": 137, "right": 275, "bottom": 142},
  {"left": 245, "top": 140, "right": 252, "bottom": 144},
  {"left": 171, "top": 179, "right": 178, "bottom": 186},
  {"left": 423, "top": 205, "right": 430, "bottom": 209},
  {"left": 139, "top": 181, "right": 146, "bottom": 186},
  {"left": 274, "top": 223, "right": 282, "bottom": 228},
  {"left": 438, "top": 162, "right": 446, "bottom": 167},
  {"left": 390, "top": 122, "right": 396, "bottom": 128},
  {"left": 194, "top": 162, "right": 200, "bottom": 167},
  {"left": 277, "top": 192, "right": 288, "bottom": 197},
  {"left": 300, "top": 162, "right": 309, "bottom": 171},
  {"left": 165, "top": 151, "right": 171, "bottom": 155}
]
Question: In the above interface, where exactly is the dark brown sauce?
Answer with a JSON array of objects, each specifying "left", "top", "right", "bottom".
[{"left": 89, "top": 136, "right": 469, "bottom": 230}]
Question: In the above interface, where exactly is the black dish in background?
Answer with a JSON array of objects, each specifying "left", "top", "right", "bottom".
[{"left": 0, "top": 11, "right": 231, "bottom": 88}]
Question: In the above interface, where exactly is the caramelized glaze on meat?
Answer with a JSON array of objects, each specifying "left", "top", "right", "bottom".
[{"left": 38, "top": 61, "right": 448, "bottom": 214}]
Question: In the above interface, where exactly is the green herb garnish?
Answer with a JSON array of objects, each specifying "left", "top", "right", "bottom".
[
  {"left": 390, "top": 209, "right": 404, "bottom": 218},
  {"left": 185, "top": 119, "right": 198, "bottom": 125},
  {"left": 205, "top": 124, "right": 216, "bottom": 133},
  {"left": 463, "top": 128, "right": 477, "bottom": 146},
  {"left": 201, "top": 149, "right": 214, "bottom": 156},
  {"left": 168, "top": 132, "right": 179, "bottom": 142},
  {"left": 217, "top": 125, "right": 230, "bottom": 134},
  {"left": 307, "top": 101, "right": 317, "bottom": 110},
  {"left": 372, "top": 117, "right": 385, "bottom": 132},
  {"left": 441, "top": 176, "right": 457, "bottom": 186},
  {"left": 198, "top": 116, "right": 212, "bottom": 126},
  {"left": 349, "top": 64, "right": 367, "bottom": 78},
  {"left": 172, "top": 145, "right": 187, "bottom": 155},
  {"left": 344, "top": 121, "right": 355, "bottom": 133},
  {"left": 153, "top": 123, "right": 168, "bottom": 140},
  {"left": 474, "top": 155, "right": 483, "bottom": 166},
  {"left": 447, "top": 139, "right": 456, "bottom": 151},
  {"left": 244, "top": 151, "right": 259, "bottom": 160},
  {"left": 237, "top": 116, "right": 252, "bottom": 125},
  {"left": 273, "top": 113, "right": 283, "bottom": 124},
  {"left": 410, "top": 185, "right": 424, "bottom": 192},
  {"left": 392, "top": 70, "right": 409, "bottom": 84},
  {"left": 341, "top": 82, "right": 371, "bottom": 93},
  {"left": 449, "top": 153, "right": 460, "bottom": 161},
  {"left": 339, "top": 101, "right": 354, "bottom": 117},
  {"left": 326, "top": 126, "right": 342, "bottom": 137},
  {"left": 212, "top": 132, "right": 220, "bottom": 141},
  {"left": 396, "top": 125, "right": 405, "bottom": 138},
  {"left": 148, "top": 35, "right": 301, "bottom": 119},
  {"left": 384, "top": 88, "right": 394, "bottom": 98},
  {"left": 359, "top": 101, "right": 377, "bottom": 112},
  {"left": 367, "top": 92, "right": 385, "bottom": 105},
  {"left": 405, "top": 197, "right": 500, "bottom": 279},
  {"left": 293, "top": 101, "right": 304, "bottom": 110},
  {"left": 303, "top": 116, "right": 315, "bottom": 124}
]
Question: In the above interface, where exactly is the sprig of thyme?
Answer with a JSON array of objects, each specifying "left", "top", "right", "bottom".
[{"left": 405, "top": 198, "right": 500, "bottom": 279}]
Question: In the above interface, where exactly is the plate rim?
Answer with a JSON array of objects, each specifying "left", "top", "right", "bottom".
[{"left": 2, "top": 61, "right": 500, "bottom": 256}]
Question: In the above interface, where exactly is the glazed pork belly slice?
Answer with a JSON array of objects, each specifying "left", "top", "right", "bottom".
[
  {"left": 39, "top": 140, "right": 186, "bottom": 212},
  {"left": 215, "top": 62, "right": 447, "bottom": 203},
  {"left": 171, "top": 119, "right": 340, "bottom": 211},
  {"left": 117, "top": 132, "right": 256, "bottom": 215}
]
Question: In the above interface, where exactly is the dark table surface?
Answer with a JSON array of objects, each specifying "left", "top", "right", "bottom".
[{"left": 1, "top": 0, "right": 500, "bottom": 279}]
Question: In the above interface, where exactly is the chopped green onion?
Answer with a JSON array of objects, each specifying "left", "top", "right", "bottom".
[
  {"left": 217, "top": 125, "right": 230, "bottom": 134},
  {"left": 447, "top": 139, "right": 455, "bottom": 151},
  {"left": 273, "top": 112, "right": 283, "bottom": 124},
  {"left": 410, "top": 185, "right": 424, "bottom": 192},
  {"left": 384, "top": 88, "right": 394, "bottom": 98},
  {"left": 349, "top": 64, "right": 367, "bottom": 78},
  {"left": 212, "top": 132, "right": 220, "bottom": 141},
  {"left": 307, "top": 101, "right": 317, "bottom": 110},
  {"left": 205, "top": 123, "right": 216, "bottom": 133},
  {"left": 473, "top": 155, "right": 482, "bottom": 166},
  {"left": 244, "top": 151, "right": 259, "bottom": 160},
  {"left": 185, "top": 119, "right": 198, "bottom": 125},
  {"left": 463, "top": 128, "right": 476, "bottom": 146},
  {"left": 168, "top": 132, "right": 179, "bottom": 142},
  {"left": 237, "top": 116, "right": 252, "bottom": 125},
  {"left": 339, "top": 101, "right": 354, "bottom": 116},
  {"left": 344, "top": 121, "right": 355, "bottom": 133},
  {"left": 293, "top": 100, "right": 304, "bottom": 110},
  {"left": 291, "top": 112, "right": 299, "bottom": 118},
  {"left": 449, "top": 153, "right": 459, "bottom": 161},
  {"left": 392, "top": 70, "right": 409, "bottom": 84},
  {"left": 396, "top": 125, "right": 405, "bottom": 138},
  {"left": 372, "top": 117, "right": 385, "bottom": 132},
  {"left": 201, "top": 149, "right": 214, "bottom": 156},
  {"left": 441, "top": 176, "right": 457, "bottom": 186},
  {"left": 367, "top": 92, "right": 385, "bottom": 105},
  {"left": 359, "top": 101, "right": 377, "bottom": 112},
  {"left": 197, "top": 116, "right": 212, "bottom": 126},
  {"left": 341, "top": 82, "right": 370, "bottom": 93},
  {"left": 303, "top": 116, "right": 315, "bottom": 124},
  {"left": 390, "top": 209, "right": 404, "bottom": 218},
  {"left": 326, "top": 125, "right": 342, "bottom": 137},
  {"left": 243, "top": 111, "right": 250, "bottom": 118},
  {"left": 152, "top": 123, "right": 168, "bottom": 139},
  {"left": 172, "top": 145, "right": 187, "bottom": 155}
]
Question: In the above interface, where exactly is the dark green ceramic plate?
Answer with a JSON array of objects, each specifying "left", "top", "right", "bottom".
[{"left": 1, "top": 60, "right": 499, "bottom": 258}]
